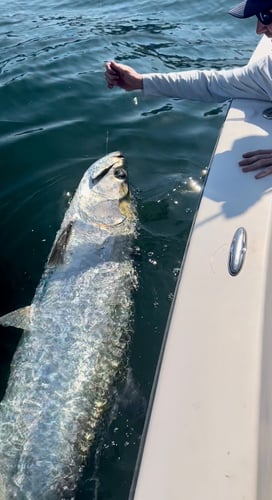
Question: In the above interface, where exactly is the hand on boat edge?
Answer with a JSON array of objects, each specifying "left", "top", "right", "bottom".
[{"left": 239, "top": 149, "right": 272, "bottom": 179}]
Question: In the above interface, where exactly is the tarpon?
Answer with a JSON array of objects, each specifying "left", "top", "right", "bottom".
[{"left": 0, "top": 152, "right": 137, "bottom": 499}]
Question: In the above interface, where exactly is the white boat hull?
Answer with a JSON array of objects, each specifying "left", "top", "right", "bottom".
[{"left": 130, "top": 36, "right": 272, "bottom": 500}]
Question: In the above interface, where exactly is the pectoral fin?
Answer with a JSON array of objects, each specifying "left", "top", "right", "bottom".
[
  {"left": 0, "top": 305, "right": 32, "bottom": 330},
  {"left": 48, "top": 221, "right": 73, "bottom": 267}
]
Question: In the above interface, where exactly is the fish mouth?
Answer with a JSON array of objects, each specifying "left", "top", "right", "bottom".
[
  {"left": 119, "top": 194, "right": 136, "bottom": 221},
  {"left": 119, "top": 178, "right": 129, "bottom": 200},
  {"left": 114, "top": 165, "right": 129, "bottom": 200}
]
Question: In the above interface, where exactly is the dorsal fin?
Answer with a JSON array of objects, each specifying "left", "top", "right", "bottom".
[{"left": 47, "top": 221, "right": 73, "bottom": 267}]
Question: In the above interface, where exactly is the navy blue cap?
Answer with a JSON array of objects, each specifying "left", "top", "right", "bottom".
[{"left": 229, "top": 0, "right": 272, "bottom": 18}]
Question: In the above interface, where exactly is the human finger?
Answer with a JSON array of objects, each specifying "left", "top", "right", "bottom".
[
  {"left": 105, "top": 74, "right": 119, "bottom": 88},
  {"left": 241, "top": 149, "right": 272, "bottom": 158},
  {"left": 105, "top": 62, "right": 120, "bottom": 88},
  {"left": 109, "top": 60, "right": 123, "bottom": 72},
  {"left": 109, "top": 61, "right": 132, "bottom": 75},
  {"left": 240, "top": 157, "right": 272, "bottom": 172},
  {"left": 255, "top": 166, "right": 272, "bottom": 179},
  {"left": 239, "top": 153, "right": 272, "bottom": 168},
  {"left": 238, "top": 151, "right": 272, "bottom": 179},
  {"left": 105, "top": 61, "right": 119, "bottom": 76}
]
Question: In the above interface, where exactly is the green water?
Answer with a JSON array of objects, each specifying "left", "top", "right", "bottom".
[{"left": 0, "top": 1, "right": 258, "bottom": 498}]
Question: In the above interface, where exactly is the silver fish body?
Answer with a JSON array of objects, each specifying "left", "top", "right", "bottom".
[{"left": 0, "top": 152, "right": 137, "bottom": 499}]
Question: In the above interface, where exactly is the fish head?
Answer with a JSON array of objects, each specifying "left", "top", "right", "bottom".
[
  {"left": 90, "top": 151, "right": 128, "bottom": 201},
  {"left": 77, "top": 152, "right": 135, "bottom": 226}
]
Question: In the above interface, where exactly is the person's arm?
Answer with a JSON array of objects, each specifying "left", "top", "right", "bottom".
[
  {"left": 105, "top": 57, "right": 272, "bottom": 178},
  {"left": 142, "top": 56, "right": 272, "bottom": 102},
  {"left": 105, "top": 55, "right": 272, "bottom": 102}
]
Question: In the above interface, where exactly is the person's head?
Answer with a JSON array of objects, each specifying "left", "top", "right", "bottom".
[{"left": 229, "top": 0, "right": 272, "bottom": 36}]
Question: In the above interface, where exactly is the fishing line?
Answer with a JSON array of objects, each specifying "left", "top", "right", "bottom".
[{"left": 106, "top": 128, "right": 109, "bottom": 154}]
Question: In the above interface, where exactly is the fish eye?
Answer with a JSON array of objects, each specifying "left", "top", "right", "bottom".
[{"left": 114, "top": 168, "right": 127, "bottom": 180}]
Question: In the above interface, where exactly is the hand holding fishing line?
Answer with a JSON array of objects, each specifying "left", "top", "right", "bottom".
[
  {"left": 105, "top": 61, "right": 143, "bottom": 91},
  {"left": 105, "top": 0, "right": 272, "bottom": 180},
  {"left": 105, "top": 60, "right": 272, "bottom": 179}
]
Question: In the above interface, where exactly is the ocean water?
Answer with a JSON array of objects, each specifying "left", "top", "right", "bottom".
[{"left": 0, "top": 1, "right": 259, "bottom": 498}]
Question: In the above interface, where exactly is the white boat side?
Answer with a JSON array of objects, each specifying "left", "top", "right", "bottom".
[{"left": 130, "top": 36, "right": 272, "bottom": 500}]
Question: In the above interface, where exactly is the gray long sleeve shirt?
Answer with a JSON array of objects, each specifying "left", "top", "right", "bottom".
[{"left": 142, "top": 54, "right": 272, "bottom": 102}]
